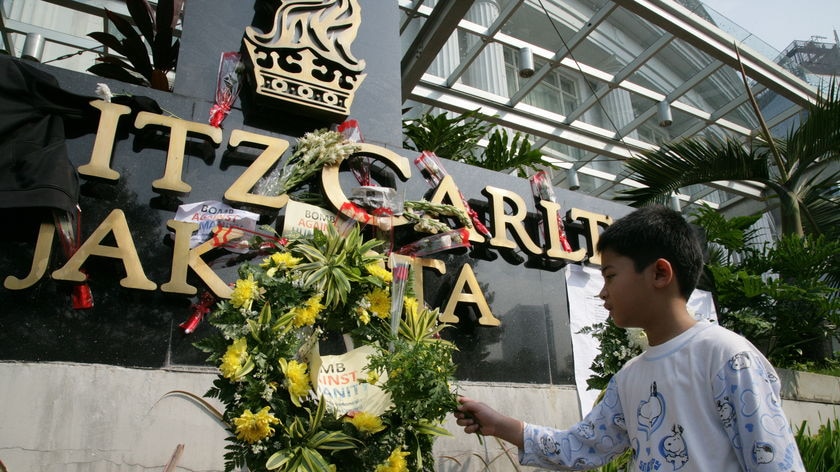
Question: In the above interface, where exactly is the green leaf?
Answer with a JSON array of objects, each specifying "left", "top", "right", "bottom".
[
  {"left": 86, "top": 63, "right": 147, "bottom": 86},
  {"left": 402, "top": 109, "right": 490, "bottom": 161},
  {"left": 266, "top": 450, "right": 292, "bottom": 470},
  {"left": 125, "top": 0, "right": 155, "bottom": 45},
  {"left": 299, "top": 447, "right": 330, "bottom": 472},
  {"left": 413, "top": 421, "right": 452, "bottom": 437},
  {"left": 103, "top": 9, "right": 153, "bottom": 79},
  {"left": 87, "top": 31, "right": 126, "bottom": 56},
  {"left": 307, "top": 430, "right": 358, "bottom": 450}
]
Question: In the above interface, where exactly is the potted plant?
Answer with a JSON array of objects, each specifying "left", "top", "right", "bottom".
[{"left": 87, "top": 0, "right": 184, "bottom": 91}]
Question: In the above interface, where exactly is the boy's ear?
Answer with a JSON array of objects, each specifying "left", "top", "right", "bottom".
[{"left": 651, "top": 258, "right": 675, "bottom": 288}]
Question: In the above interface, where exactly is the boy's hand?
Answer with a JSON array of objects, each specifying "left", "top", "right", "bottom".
[{"left": 454, "top": 396, "right": 524, "bottom": 449}]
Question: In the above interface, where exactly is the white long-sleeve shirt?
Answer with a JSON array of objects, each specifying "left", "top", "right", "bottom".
[{"left": 520, "top": 321, "right": 804, "bottom": 471}]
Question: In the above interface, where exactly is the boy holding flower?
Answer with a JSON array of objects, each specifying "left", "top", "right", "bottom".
[{"left": 455, "top": 205, "right": 803, "bottom": 471}]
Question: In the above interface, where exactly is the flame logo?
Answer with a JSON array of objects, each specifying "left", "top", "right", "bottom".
[{"left": 246, "top": 0, "right": 365, "bottom": 72}]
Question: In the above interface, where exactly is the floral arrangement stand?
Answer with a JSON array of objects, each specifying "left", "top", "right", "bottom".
[{"left": 196, "top": 224, "right": 458, "bottom": 472}]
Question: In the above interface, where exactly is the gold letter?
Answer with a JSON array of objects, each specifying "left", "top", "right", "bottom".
[
  {"left": 3, "top": 221, "right": 54, "bottom": 290},
  {"left": 540, "top": 200, "right": 586, "bottom": 262},
  {"left": 160, "top": 223, "right": 234, "bottom": 298},
  {"left": 52, "top": 209, "right": 156, "bottom": 290},
  {"left": 160, "top": 220, "right": 200, "bottom": 295},
  {"left": 568, "top": 208, "right": 613, "bottom": 266},
  {"left": 321, "top": 143, "right": 411, "bottom": 226},
  {"left": 485, "top": 185, "right": 542, "bottom": 255},
  {"left": 224, "top": 129, "right": 292, "bottom": 209},
  {"left": 134, "top": 112, "right": 223, "bottom": 193},
  {"left": 409, "top": 257, "right": 446, "bottom": 305},
  {"left": 77, "top": 99, "right": 132, "bottom": 181},
  {"left": 439, "top": 263, "right": 500, "bottom": 326}
]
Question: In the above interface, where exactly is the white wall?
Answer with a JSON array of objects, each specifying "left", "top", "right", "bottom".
[{"left": 0, "top": 362, "right": 836, "bottom": 471}]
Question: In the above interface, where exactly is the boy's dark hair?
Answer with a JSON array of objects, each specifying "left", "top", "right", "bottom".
[{"left": 596, "top": 205, "right": 704, "bottom": 299}]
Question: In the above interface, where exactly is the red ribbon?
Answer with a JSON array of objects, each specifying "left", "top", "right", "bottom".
[
  {"left": 179, "top": 291, "right": 216, "bottom": 334},
  {"left": 209, "top": 103, "right": 231, "bottom": 128}
]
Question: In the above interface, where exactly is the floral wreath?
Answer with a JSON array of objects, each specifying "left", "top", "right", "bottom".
[{"left": 196, "top": 222, "right": 459, "bottom": 472}]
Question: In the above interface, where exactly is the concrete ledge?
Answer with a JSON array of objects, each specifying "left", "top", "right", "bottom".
[{"left": 778, "top": 368, "right": 840, "bottom": 404}]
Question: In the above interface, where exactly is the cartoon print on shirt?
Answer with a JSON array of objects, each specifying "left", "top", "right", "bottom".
[
  {"left": 716, "top": 396, "right": 735, "bottom": 428},
  {"left": 729, "top": 352, "right": 752, "bottom": 370},
  {"left": 613, "top": 413, "right": 626, "bottom": 430},
  {"left": 539, "top": 435, "right": 562, "bottom": 457},
  {"left": 659, "top": 424, "right": 689, "bottom": 470},
  {"left": 577, "top": 421, "right": 595, "bottom": 440},
  {"left": 637, "top": 381, "right": 665, "bottom": 439},
  {"left": 752, "top": 442, "right": 774, "bottom": 465}
]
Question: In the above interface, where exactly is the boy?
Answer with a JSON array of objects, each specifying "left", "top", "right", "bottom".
[{"left": 455, "top": 205, "right": 804, "bottom": 471}]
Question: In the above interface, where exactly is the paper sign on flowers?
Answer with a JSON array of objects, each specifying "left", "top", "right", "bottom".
[{"left": 311, "top": 344, "right": 392, "bottom": 417}]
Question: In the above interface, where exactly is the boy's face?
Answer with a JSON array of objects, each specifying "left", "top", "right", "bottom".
[{"left": 598, "top": 249, "right": 653, "bottom": 329}]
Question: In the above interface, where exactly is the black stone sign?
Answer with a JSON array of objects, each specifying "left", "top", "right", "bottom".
[{"left": 0, "top": 0, "right": 631, "bottom": 385}]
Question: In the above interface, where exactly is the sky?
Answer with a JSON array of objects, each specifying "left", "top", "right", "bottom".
[{"left": 699, "top": 0, "right": 840, "bottom": 52}]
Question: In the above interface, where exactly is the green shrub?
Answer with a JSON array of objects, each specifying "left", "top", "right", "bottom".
[{"left": 795, "top": 418, "right": 840, "bottom": 472}]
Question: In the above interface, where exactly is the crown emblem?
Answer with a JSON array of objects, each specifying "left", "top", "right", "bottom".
[{"left": 242, "top": 0, "right": 367, "bottom": 122}]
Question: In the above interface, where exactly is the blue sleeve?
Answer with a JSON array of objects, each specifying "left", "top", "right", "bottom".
[
  {"left": 712, "top": 351, "right": 805, "bottom": 472},
  {"left": 519, "top": 378, "right": 630, "bottom": 470}
]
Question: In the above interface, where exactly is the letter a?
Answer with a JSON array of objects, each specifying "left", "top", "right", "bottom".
[
  {"left": 52, "top": 209, "right": 156, "bottom": 290},
  {"left": 439, "top": 263, "right": 500, "bottom": 326}
]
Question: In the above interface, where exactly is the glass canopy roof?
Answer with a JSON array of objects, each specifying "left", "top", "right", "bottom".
[
  {"left": 0, "top": 0, "right": 822, "bottom": 218},
  {"left": 398, "top": 0, "right": 821, "bottom": 216}
]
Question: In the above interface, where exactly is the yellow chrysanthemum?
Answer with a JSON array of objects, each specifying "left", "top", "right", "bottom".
[
  {"left": 366, "top": 263, "right": 393, "bottom": 283},
  {"left": 279, "top": 358, "right": 311, "bottom": 405},
  {"left": 356, "top": 308, "right": 371, "bottom": 325},
  {"left": 403, "top": 297, "right": 419, "bottom": 316},
  {"left": 375, "top": 448, "right": 409, "bottom": 472},
  {"left": 367, "top": 288, "right": 391, "bottom": 319},
  {"left": 233, "top": 406, "right": 280, "bottom": 443},
  {"left": 230, "top": 274, "right": 260, "bottom": 308},
  {"left": 290, "top": 294, "right": 325, "bottom": 327},
  {"left": 366, "top": 370, "right": 380, "bottom": 385},
  {"left": 345, "top": 411, "right": 386, "bottom": 434},
  {"left": 219, "top": 338, "right": 248, "bottom": 380},
  {"left": 262, "top": 252, "right": 302, "bottom": 270}
]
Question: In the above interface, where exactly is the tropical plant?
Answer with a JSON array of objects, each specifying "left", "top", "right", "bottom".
[
  {"left": 87, "top": 0, "right": 184, "bottom": 91},
  {"left": 615, "top": 82, "right": 840, "bottom": 238},
  {"left": 403, "top": 109, "right": 490, "bottom": 163},
  {"left": 466, "top": 128, "right": 547, "bottom": 178},
  {"left": 691, "top": 204, "right": 840, "bottom": 367},
  {"left": 403, "top": 109, "right": 555, "bottom": 177}
]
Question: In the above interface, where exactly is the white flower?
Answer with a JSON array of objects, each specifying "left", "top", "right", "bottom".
[
  {"left": 94, "top": 83, "right": 113, "bottom": 102},
  {"left": 626, "top": 328, "right": 649, "bottom": 351}
]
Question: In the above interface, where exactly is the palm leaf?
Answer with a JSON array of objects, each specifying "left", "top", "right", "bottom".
[
  {"left": 125, "top": 0, "right": 155, "bottom": 45},
  {"left": 103, "top": 9, "right": 153, "bottom": 79},
  {"left": 87, "top": 31, "right": 126, "bottom": 56},
  {"left": 784, "top": 80, "right": 840, "bottom": 176},
  {"left": 152, "top": 0, "right": 175, "bottom": 69},
  {"left": 616, "top": 137, "right": 771, "bottom": 206},
  {"left": 86, "top": 63, "right": 147, "bottom": 86}
]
